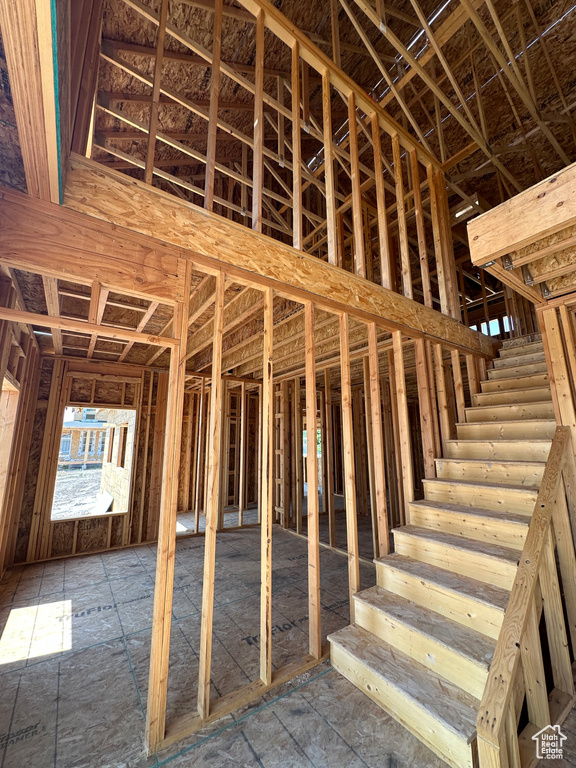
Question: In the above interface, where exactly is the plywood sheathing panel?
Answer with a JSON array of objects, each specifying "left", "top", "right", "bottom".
[{"left": 0, "top": 31, "right": 26, "bottom": 193}]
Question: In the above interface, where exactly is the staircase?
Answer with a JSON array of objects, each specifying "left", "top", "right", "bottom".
[{"left": 328, "top": 334, "right": 555, "bottom": 768}]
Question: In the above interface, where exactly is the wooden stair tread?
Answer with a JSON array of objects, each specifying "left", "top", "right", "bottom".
[
  {"left": 458, "top": 419, "right": 555, "bottom": 427},
  {"left": 354, "top": 586, "right": 495, "bottom": 668},
  {"left": 410, "top": 499, "right": 531, "bottom": 526},
  {"left": 328, "top": 625, "right": 479, "bottom": 741},
  {"left": 493, "top": 353, "right": 545, "bottom": 368},
  {"left": 499, "top": 341, "right": 543, "bottom": 357},
  {"left": 395, "top": 526, "right": 520, "bottom": 564},
  {"left": 435, "top": 457, "right": 545, "bottom": 469},
  {"left": 423, "top": 477, "right": 539, "bottom": 494},
  {"left": 466, "top": 400, "right": 553, "bottom": 410},
  {"left": 446, "top": 438, "right": 551, "bottom": 445},
  {"left": 375, "top": 554, "right": 510, "bottom": 611}
]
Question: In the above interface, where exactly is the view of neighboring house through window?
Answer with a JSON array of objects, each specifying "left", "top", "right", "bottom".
[
  {"left": 60, "top": 433, "right": 71, "bottom": 456},
  {"left": 107, "top": 427, "right": 115, "bottom": 463},
  {"left": 51, "top": 408, "right": 136, "bottom": 521}
]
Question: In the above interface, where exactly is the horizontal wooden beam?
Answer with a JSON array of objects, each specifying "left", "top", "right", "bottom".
[
  {"left": 64, "top": 154, "right": 497, "bottom": 357},
  {"left": 0, "top": 306, "right": 178, "bottom": 347},
  {"left": 0, "top": 186, "right": 184, "bottom": 304},
  {"left": 468, "top": 163, "right": 576, "bottom": 265}
]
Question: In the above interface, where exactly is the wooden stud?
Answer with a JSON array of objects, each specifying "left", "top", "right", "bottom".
[
  {"left": 347, "top": 93, "right": 365, "bottom": 279},
  {"left": 197, "top": 271, "right": 225, "bottom": 720},
  {"left": 367, "top": 323, "right": 389, "bottom": 556},
  {"left": 414, "top": 339, "right": 435, "bottom": 478},
  {"left": 251, "top": 10, "right": 264, "bottom": 232},
  {"left": 322, "top": 72, "right": 337, "bottom": 267},
  {"left": 260, "top": 287, "right": 274, "bottom": 684},
  {"left": 293, "top": 376, "right": 303, "bottom": 534},
  {"left": 145, "top": 263, "right": 191, "bottom": 751},
  {"left": 238, "top": 382, "right": 246, "bottom": 526},
  {"left": 540, "top": 529, "right": 574, "bottom": 695},
  {"left": 145, "top": 0, "right": 169, "bottom": 185},
  {"left": 305, "top": 302, "right": 322, "bottom": 659},
  {"left": 392, "top": 331, "right": 414, "bottom": 517},
  {"left": 371, "top": 114, "right": 392, "bottom": 291},
  {"left": 203, "top": 0, "right": 223, "bottom": 208},
  {"left": 451, "top": 349, "right": 466, "bottom": 424},
  {"left": 339, "top": 313, "right": 360, "bottom": 615},
  {"left": 291, "top": 42, "right": 302, "bottom": 250},
  {"left": 392, "top": 135, "right": 411, "bottom": 299},
  {"left": 323, "top": 368, "right": 336, "bottom": 547}
]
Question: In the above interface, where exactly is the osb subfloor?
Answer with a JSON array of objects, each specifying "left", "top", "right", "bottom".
[{"left": 0, "top": 526, "right": 463, "bottom": 768}]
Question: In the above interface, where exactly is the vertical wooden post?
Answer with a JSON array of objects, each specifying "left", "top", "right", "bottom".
[
  {"left": 392, "top": 134, "right": 412, "bottom": 299},
  {"left": 340, "top": 313, "right": 360, "bottom": 619},
  {"left": 371, "top": 114, "right": 392, "bottom": 291},
  {"left": 322, "top": 72, "right": 337, "bottom": 266},
  {"left": 145, "top": 0, "right": 169, "bottom": 185},
  {"left": 218, "top": 380, "right": 229, "bottom": 530},
  {"left": 393, "top": 331, "right": 414, "bottom": 518},
  {"left": 182, "top": 393, "right": 194, "bottom": 511},
  {"left": 347, "top": 93, "right": 365, "bottom": 279},
  {"left": 466, "top": 354, "right": 480, "bottom": 398},
  {"left": 281, "top": 379, "right": 290, "bottom": 528},
  {"left": 323, "top": 368, "right": 335, "bottom": 547},
  {"left": 252, "top": 9, "right": 264, "bottom": 232},
  {"left": 428, "top": 165, "right": 449, "bottom": 316},
  {"left": 329, "top": 0, "right": 341, "bottom": 66},
  {"left": 433, "top": 344, "right": 452, "bottom": 454},
  {"left": 415, "top": 339, "right": 436, "bottom": 478},
  {"left": 363, "top": 356, "right": 377, "bottom": 556},
  {"left": 291, "top": 42, "right": 302, "bottom": 249},
  {"left": 305, "top": 302, "right": 322, "bottom": 659},
  {"left": 194, "top": 377, "right": 206, "bottom": 532},
  {"left": 293, "top": 376, "right": 303, "bottom": 534},
  {"left": 238, "top": 381, "right": 246, "bottom": 526},
  {"left": 426, "top": 340, "right": 442, "bottom": 459},
  {"left": 367, "top": 323, "right": 389, "bottom": 556},
  {"left": 542, "top": 307, "right": 576, "bottom": 456},
  {"left": 197, "top": 272, "right": 225, "bottom": 721},
  {"left": 145, "top": 263, "right": 191, "bottom": 752},
  {"left": 410, "top": 150, "right": 431, "bottom": 307},
  {"left": 387, "top": 350, "right": 405, "bottom": 523},
  {"left": 260, "top": 287, "right": 274, "bottom": 685},
  {"left": 204, "top": 0, "right": 222, "bottom": 209},
  {"left": 451, "top": 349, "right": 466, "bottom": 424}
]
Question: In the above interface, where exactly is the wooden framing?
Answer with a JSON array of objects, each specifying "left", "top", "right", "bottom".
[{"left": 7, "top": 0, "right": 572, "bottom": 761}]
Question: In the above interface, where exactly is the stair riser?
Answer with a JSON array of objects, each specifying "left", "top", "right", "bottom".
[
  {"left": 393, "top": 531, "right": 517, "bottom": 590},
  {"left": 423, "top": 481, "right": 537, "bottom": 515},
  {"left": 409, "top": 506, "right": 527, "bottom": 550},
  {"left": 488, "top": 363, "right": 548, "bottom": 380},
  {"left": 465, "top": 403, "right": 554, "bottom": 423},
  {"left": 330, "top": 643, "right": 475, "bottom": 768},
  {"left": 435, "top": 459, "right": 545, "bottom": 486},
  {"left": 375, "top": 563, "right": 504, "bottom": 639},
  {"left": 353, "top": 599, "right": 488, "bottom": 699},
  {"left": 472, "top": 388, "right": 551, "bottom": 406},
  {"left": 445, "top": 440, "right": 551, "bottom": 462},
  {"left": 456, "top": 421, "right": 556, "bottom": 440},
  {"left": 481, "top": 373, "right": 549, "bottom": 393},
  {"left": 493, "top": 353, "right": 545, "bottom": 369}
]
